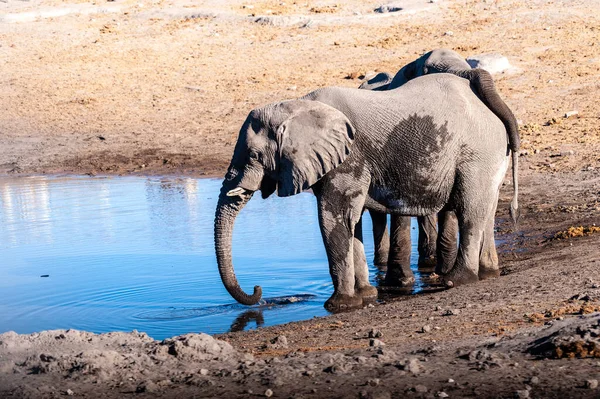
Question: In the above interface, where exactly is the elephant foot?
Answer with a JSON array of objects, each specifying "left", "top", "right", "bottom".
[
  {"left": 324, "top": 293, "right": 363, "bottom": 312},
  {"left": 478, "top": 267, "right": 500, "bottom": 280},
  {"left": 418, "top": 255, "right": 436, "bottom": 271},
  {"left": 356, "top": 285, "right": 378, "bottom": 304},
  {"left": 435, "top": 262, "right": 453, "bottom": 276},
  {"left": 384, "top": 271, "right": 415, "bottom": 287},
  {"left": 442, "top": 267, "right": 479, "bottom": 288}
]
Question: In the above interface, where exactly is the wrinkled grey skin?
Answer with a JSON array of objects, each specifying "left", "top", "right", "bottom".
[
  {"left": 214, "top": 73, "right": 514, "bottom": 310},
  {"left": 359, "top": 48, "right": 520, "bottom": 281},
  {"left": 359, "top": 73, "right": 446, "bottom": 286}
]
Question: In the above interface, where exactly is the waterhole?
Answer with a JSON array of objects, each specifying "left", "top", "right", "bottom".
[{"left": 0, "top": 176, "right": 428, "bottom": 339}]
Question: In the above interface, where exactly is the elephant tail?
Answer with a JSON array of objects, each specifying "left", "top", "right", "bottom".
[
  {"left": 509, "top": 149, "right": 520, "bottom": 230},
  {"left": 461, "top": 68, "right": 520, "bottom": 231}
]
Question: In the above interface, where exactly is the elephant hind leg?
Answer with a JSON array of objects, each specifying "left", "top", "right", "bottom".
[
  {"left": 417, "top": 214, "right": 437, "bottom": 268},
  {"left": 435, "top": 211, "right": 458, "bottom": 275},
  {"left": 442, "top": 209, "right": 485, "bottom": 287},
  {"left": 353, "top": 218, "right": 378, "bottom": 304},
  {"left": 478, "top": 197, "right": 500, "bottom": 280},
  {"left": 384, "top": 215, "right": 415, "bottom": 287},
  {"left": 369, "top": 209, "right": 390, "bottom": 268}
]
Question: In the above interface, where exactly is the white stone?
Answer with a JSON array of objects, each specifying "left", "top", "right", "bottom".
[{"left": 466, "top": 53, "right": 512, "bottom": 74}]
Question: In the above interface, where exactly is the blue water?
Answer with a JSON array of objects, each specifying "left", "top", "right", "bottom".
[{"left": 0, "top": 176, "right": 421, "bottom": 339}]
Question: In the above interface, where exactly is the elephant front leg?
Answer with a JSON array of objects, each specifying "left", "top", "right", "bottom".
[
  {"left": 417, "top": 214, "right": 438, "bottom": 268},
  {"left": 317, "top": 194, "right": 366, "bottom": 311},
  {"left": 384, "top": 215, "right": 415, "bottom": 287},
  {"left": 353, "top": 217, "right": 378, "bottom": 304},
  {"left": 369, "top": 209, "right": 390, "bottom": 268}
]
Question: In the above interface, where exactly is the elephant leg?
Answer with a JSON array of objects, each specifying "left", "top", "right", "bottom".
[
  {"left": 384, "top": 215, "right": 415, "bottom": 286},
  {"left": 369, "top": 209, "right": 390, "bottom": 268},
  {"left": 417, "top": 214, "right": 437, "bottom": 267},
  {"left": 435, "top": 211, "right": 459, "bottom": 275},
  {"left": 316, "top": 186, "right": 369, "bottom": 311},
  {"left": 353, "top": 217, "right": 378, "bottom": 303},
  {"left": 478, "top": 196, "right": 500, "bottom": 280}
]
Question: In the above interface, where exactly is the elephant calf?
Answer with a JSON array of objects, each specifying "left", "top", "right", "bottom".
[
  {"left": 214, "top": 73, "right": 517, "bottom": 310},
  {"left": 359, "top": 48, "right": 520, "bottom": 284}
]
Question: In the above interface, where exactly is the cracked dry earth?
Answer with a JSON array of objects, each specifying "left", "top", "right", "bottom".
[{"left": 1, "top": 0, "right": 600, "bottom": 397}]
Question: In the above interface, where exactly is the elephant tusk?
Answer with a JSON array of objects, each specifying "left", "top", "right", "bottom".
[{"left": 226, "top": 187, "right": 247, "bottom": 197}]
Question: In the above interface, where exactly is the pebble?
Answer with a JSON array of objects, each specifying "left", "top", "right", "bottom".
[
  {"left": 586, "top": 379, "right": 598, "bottom": 389},
  {"left": 200, "top": 368, "right": 209, "bottom": 376},
  {"left": 466, "top": 53, "right": 512, "bottom": 74},
  {"left": 368, "top": 378, "right": 380, "bottom": 386},
  {"left": 370, "top": 339, "right": 385, "bottom": 347},
  {"left": 564, "top": 110, "right": 579, "bottom": 118},
  {"left": 448, "top": 378, "right": 455, "bottom": 383},
  {"left": 368, "top": 329, "right": 383, "bottom": 338},
  {"left": 437, "top": 392, "right": 449, "bottom": 398},
  {"left": 444, "top": 309, "right": 460, "bottom": 316},
  {"left": 414, "top": 384, "right": 428, "bottom": 393},
  {"left": 444, "top": 31, "right": 454, "bottom": 36},
  {"left": 374, "top": 4, "right": 402, "bottom": 13},
  {"left": 269, "top": 335, "right": 289, "bottom": 349},
  {"left": 265, "top": 388, "right": 274, "bottom": 397},
  {"left": 66, "top": 389, "right": 74, "bottom": 396},
  {"left": 514, "top": 390, "right": 530, "bottom": 398},
  {"left": 422, "top": 325, "right": 432, "bottom": 333},
  {"left": 529, "top": 376, "right": 539, "bottom": 385}
]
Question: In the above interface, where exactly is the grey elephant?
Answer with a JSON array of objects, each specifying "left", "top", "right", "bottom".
[
  {"left": 214, "top": 72, "right": 518, "bottom": 311},
  {"left": 358, "top": 48, "right": 520, "bottom": 282}
]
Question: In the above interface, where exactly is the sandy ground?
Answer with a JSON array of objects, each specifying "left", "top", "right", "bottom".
[{"left": 1, "top": 0, "right": 600, "bottom": 397}]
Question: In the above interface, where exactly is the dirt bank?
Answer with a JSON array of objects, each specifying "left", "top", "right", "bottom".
[{"left": 1, "top": 0, "right": 600, "bottom": 397}]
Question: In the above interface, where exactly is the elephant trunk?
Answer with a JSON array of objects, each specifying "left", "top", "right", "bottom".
[
  {"left": 464, "top": 68, "right": 520, "bottom": 229},
  {"left": 214, "top": 183, "right": 262, "bottom": 305}
]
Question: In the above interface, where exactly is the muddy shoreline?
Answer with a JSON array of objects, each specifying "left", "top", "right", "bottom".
[{"left": 2, "top": 0, "right": 600, "bottom": 397}]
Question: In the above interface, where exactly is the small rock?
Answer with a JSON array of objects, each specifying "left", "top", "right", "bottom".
[
  {"left": 374, "top": 4, "right": 402, "bottom": 13},
  {"left": 564, "top": 110, "right": 579, "bottom": 118},
  {"left": 368, "top": 378, "right": 380, "bottom": 386},
  {"left": 269, "top": 335, "right": 288, "bottom": 349},
  {"left": 414, "top": 385, "right": 428, "bottom": 393},
  {"left": 444, "top": 31, "right": 454, "bottom": 36},
  {"left": 200, "top": 368, "right": 209, "bottom": 375},
  {"left": 368, "top": 329, "right": 383, "bottom": 338},
  {"left": 443, "top": 309, "right": 460, "bottom": 316},
  {"left": 66, "top": 389, "right": 74, "bottom": 396},
  {"left": 447, "top": 378, "right": 455, "bottom": 383},
  {"left": 370, "top": 339, "right": 385, "bottom": 347},
  {"left": 265, "top": 388, "right": 274, "bottom": 397},
  {"left": 437, "top": 392, "right": 449, "bottom": 398},
  {"left": 466, "top": 53, "right": 512, "bottom": 74},
  {"left": 287, "top": 85, "right": 297, "bottom": 91},
  {"left": 136, "top": 381, "right": 159, "bottom": 393},
  {"left": 514, "top": 390, "right": 530, "bottom": 398},
  {"left": 529, "top": 376, "right": 539, "bottom": 385},
  {"left": 421, "top": 325, "right": 432, "bottom": 333},
  {"left": 586, "top": 379, "right": 598, "bottom": 389}
]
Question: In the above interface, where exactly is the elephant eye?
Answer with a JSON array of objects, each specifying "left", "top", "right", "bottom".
[{"left": 249, "top": 151, "right": 261, "bottom": 162}]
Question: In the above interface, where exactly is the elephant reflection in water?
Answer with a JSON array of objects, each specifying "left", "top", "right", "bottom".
[
  {"left": 229, "top": 310, "right": 264, "bottom": 332},
  {"left": 358, "top": 48, "right": 520, "bottom": 287}
]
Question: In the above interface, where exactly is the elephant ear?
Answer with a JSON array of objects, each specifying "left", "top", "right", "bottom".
[{"left": 276, "top": 101, "right": 355, "bottom": 197}]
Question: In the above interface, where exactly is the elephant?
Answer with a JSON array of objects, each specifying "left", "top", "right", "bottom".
[
  {"left": 214, "top": 73, "right": 518, "bottom": 311},
  {"left": 357, "top": 48, "right": 520, "bottom": 282}
]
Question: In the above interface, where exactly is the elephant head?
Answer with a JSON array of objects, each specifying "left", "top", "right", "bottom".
[{"left": 214, "top": 100, "right": 355, "bottom": 305}]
